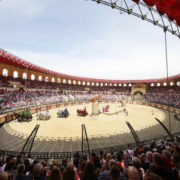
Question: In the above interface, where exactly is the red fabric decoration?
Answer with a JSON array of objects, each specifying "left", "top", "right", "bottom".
[
  {"left": 132, "top": 0, "right": 139, "bottom": 3},
  {"left": 143, "top": 0, "right": 157, "bottom": 7},
  {"left": 156, "top": 0, "right": 176, "bottom": 15}
]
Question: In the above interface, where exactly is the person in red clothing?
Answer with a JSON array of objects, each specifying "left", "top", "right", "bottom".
[{"left": 162, "top": 150, "right": 172, "bottom": 170}]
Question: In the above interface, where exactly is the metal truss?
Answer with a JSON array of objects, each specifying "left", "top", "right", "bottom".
[{"left": 90, "top": 0, "right": 180, "bottom": 38}]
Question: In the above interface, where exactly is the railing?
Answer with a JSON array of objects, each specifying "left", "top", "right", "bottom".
[{"left": 0, "top": 131, "right": 180, "bottom": 161}]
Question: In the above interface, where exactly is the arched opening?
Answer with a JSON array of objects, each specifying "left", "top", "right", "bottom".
[
  {"left": 45, "top": 77, "right": 49, "bottom": 82},
  {"left": 151, "top": 83, "right": 154, "bottom": 87},
  {"left": 92, "top": 82, "right": 95, "bottom": 86},
  {"left": 87, "top": 82, "right": 90, "bottom": 86},
  {"left": 163, "top": 82, "right": 167, "bottom": 86},
  {"left": 177, "top": 81, "right": 180, "bottom": 86},
  {"left": 73, "top": 80, "right": 76, "bottom": 85},
  {"left": 96, "top": 82, "right": 99, "bottom": 86},
  {"left": 157, "top": 83, "right": 160, "bottom": 86},
  {"left": 23, "top": 73, "right": 27, "bottom": 79},
  {"left": 129, "top": 83, "right": 132, "bottom": 87},
  {"left": 119, "top": 84, "right": 122, "bottom": 86},
  {"left": 78, "top": 81, "right": 81, "bottom": 85},
  {"left": 101, "top": 83, "right": 103, "bottom": 87},
  {"left": 114, "top": 83, "right": 117, "bottom": 86},
  {"left": 133, "top": 91, "right": 144, "bottom": 101},
  {"left": 124, "top": 83, "right": 127, "bottom": 87},
  {"left": 38, "top": 75, "right": 42, "bottom": 81},
  {"left": 52, "top": 77, "right": 55, "bottom": 83},
  {"left": 170, "top": 82, "right": 174, "bottom": 86},
  {"left": 63, "top": 79, "right": 66, "bottom": 84},
  {"left": 31, "top": 74, "right": 35, "bottom": 80},
  {"left": 105, "top": 83, "right": 107, "bottom": 86},
  {"left": 2, "top": 69, "right": 8, "bottom": 76},
  {"left": 13, "top": 71, "right": 18, "bottom": 78},
  {"left": 68, "top": 80, "right": 71, "bottom": 84},
  {"left": 57, "top": 78, "right": 61, "bottom": 83},
  {"left": 83, "top": 81, "right": 86, "bottom": 86}
]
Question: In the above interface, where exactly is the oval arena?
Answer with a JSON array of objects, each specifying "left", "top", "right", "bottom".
[{"left": 0, "top": 49, "right": 180, "bottom": 159}]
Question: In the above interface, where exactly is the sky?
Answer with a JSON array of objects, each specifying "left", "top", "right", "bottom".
[{"left": 0, "top": 0, "right": 179, "bottom": 80}]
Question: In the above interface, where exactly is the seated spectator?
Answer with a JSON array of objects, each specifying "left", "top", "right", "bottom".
[{"left": 126, "top": 157, "right": 145, "bottom": 180}]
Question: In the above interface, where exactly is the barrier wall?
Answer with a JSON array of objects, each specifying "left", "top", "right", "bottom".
[{"left": 0, "top": 100, "right": 180, "bottom": 125}]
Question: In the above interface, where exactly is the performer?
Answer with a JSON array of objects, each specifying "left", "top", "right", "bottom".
[
  {"left": 126, "top": 110, "right": 128, "bottom": 116},
  {"left": 152, "top": 109, "right": 154, "bottom": 115}
]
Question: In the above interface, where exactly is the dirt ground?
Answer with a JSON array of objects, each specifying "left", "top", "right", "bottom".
[{"left": 6, "top": 103, "right": 167, "bottom": 141}]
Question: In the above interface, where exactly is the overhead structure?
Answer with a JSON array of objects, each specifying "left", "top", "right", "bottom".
[{"left": 90, "top": 0, "right": 180, "bottom": 38}]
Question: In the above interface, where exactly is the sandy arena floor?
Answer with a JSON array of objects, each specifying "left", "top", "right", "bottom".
[{"left": 7, "top": 103, "right": 166, "bottom": 140}]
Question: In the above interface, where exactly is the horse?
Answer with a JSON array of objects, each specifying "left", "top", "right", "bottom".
[
  {"left": 36, "top": 111, "right": 51, "bottom": 120},
  {"left": 36, "top": 112, "right": 43, "bottom": 120},
  {"left": 14, "top": 111, "right": 32, "bottom": 122},
  {"left": 57, "top": 108, "right": 69, "bottom": 118},
  {"left": 57, "top": 109, "right": 63, "bottom": 117}
]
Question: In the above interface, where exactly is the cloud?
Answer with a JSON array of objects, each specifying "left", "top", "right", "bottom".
[
  {"left": 0, "top": 0, "right": 46, "bottom": 19},
  {"left": 1, "top": 0, "right": 179, "bottom": 81},
  {"left": 7, "top": 46, "right": 180, "bottom": 80}
]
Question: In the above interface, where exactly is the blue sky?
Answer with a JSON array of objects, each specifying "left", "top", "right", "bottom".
[{"left": 0, "top": 0, "right": 180, "bottom": 80}]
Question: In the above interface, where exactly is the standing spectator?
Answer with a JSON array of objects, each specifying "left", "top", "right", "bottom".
[
  {"left": 49, "top": 166, "right": 62, "bottom": 180},
  {"left": 82, "top": 162, "right": 98, "bottom": 180},
  {"left": 63, "top": 164, "right": 77, "bottom": 180}
]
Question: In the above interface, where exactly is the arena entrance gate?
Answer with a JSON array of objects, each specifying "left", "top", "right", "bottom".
[{"left": 133, "top": 91, "right": 144, "bottom": 101}]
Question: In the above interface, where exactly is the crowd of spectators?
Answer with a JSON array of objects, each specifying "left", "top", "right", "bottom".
[
  {"left": 0, "top": 89, "right": 130, "bottom": 111},
  {"left": 0, "top": 75, "right": 131, "bottom": 92},
  {"left": 145, "top": 86, "right": 180, "bottom": 109},
  {"left": 0, "top": 137, "right": 180, "bottom": 180},
  {"left": 146, "top": 86, "right": 180, "bottom": 94},
  {"left": 1, "top": 75, "right": 180, "bottom": 111}
]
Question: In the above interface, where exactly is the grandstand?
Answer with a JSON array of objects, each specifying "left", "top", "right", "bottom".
[{"left": 0, "top": 0, "right": 180, "bottom": 180}]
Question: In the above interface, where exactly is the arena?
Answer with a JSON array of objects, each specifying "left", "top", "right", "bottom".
[{"left": 0, "top": 1, "right": 180, "bottom": 180}]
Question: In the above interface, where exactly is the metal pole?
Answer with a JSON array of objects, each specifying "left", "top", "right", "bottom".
[
  {"left": 81, "top": 124, "right": 84, "bottom": 157},
  {"left": 164, "top": 31, "right": 171, "bottom": 134},
  {"left": 84, "top": 125, "right": 90, "bottom": 158}
]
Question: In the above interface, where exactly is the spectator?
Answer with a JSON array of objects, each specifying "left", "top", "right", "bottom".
[{"left": 49, "top": 166, "right": 62, "bottom": 180}]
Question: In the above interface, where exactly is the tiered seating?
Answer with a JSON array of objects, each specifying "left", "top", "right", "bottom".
[{"left": 144, "top": 86, "right": 180, "bottom": 108}]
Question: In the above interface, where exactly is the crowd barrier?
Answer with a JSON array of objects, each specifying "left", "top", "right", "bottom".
[
  {"left": 0, "top": 100, "right": 180, "bottom": 125},
  {"left": 0, "top": 131, "right": 180, "bottom": 161}
]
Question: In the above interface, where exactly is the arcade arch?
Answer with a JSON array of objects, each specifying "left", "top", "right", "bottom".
[
  {"left": 133, "top": 91, "right": 144, "bottom": 101},
  {"left": 45, "top": 77, "right": 49, "bottom": 82},
  {"left": 68, "top": 80, "right": 71, "bottom": 84},
  {"left": 63, "top": 79, "right": 66, "bottom": 84},
  {"left": 2, "top": 69, "right": 8, "bottom": 76},
  {"left": 31, "top": 74, "right": 35, "bottom": 80},
  {"left": 73, "top": 80, "right": 76, "bottom": 85},
  {"left": 52, "top": 77, "right": 55, "bottom": 83},
  {"left": 13, "top": 71, "right": 18, "bottom": 78},
  {"left": 38, "top": 75, "right": 42, "bottom": 81},
  {"left": 23, "top": 73, "right": 27, "bottom": 79}
]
